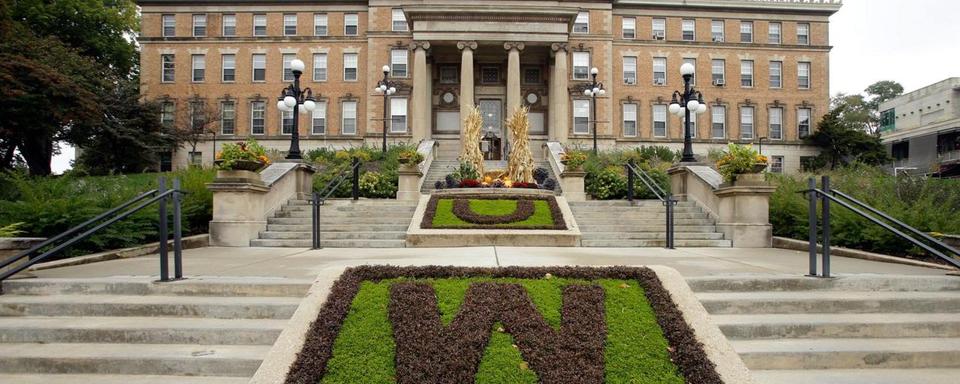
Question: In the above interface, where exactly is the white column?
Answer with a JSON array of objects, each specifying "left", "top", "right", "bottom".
[
  {"left": 550, "top": 43, "right": 570, "bottom": 143},
  {"left": 504, "top": 42, "right": 525, "bottom": 116},
  {"left": 457, "top": 41, "right": 477, "bottom": 149},
  {"left": 411, "top": 41, "right": 431, "bottom": 142}
]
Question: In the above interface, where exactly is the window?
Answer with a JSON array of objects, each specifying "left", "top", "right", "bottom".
[
  {"left": 251, "top": 101, "right": 265, "bottom": 135},
  {"left": 391, "top": 49, "right": 408, "bottom": 78},
  {"left": 221, "top": 54, "right": 235, "bottom": 82},
  {"left": 768, "top": 22, "right": 781, "bottom": 44},
  {"left": 160, "top": 102, "right": 175, "bottom": 130},
  {"left": 770, "top": 156, "right": 784, "bottom": 173},
  {"left": 191, "top": 54, "right": 205, "bottom": 82},
  {"left": 282, "top": 54, "right": 295, "bottom": 82},
  {"left": 572, "top": 51, "right": 589, "bottom": 80},
  {"left": 622, "top": 17, "right": 636, "bottom": 39},
  {"left": 623, "top": 56, "right": 637, "bottom": 85},
  {"left": 252, "top": 54, "right": 266, "bottom": 82},
  {"left": 340, "top": 53, "right": 358, "bottom": 82},
  {"left": 652, "top": 18, "right": 666, "bottom": 39},
  {"left": 312, "top": 102, "right": 327, "bottom": 134},
  {"left": 392, "top": 9, "right": 407, "bottom": 31},
  {"left": 683, "top": 58, "right": 696, "bottom": 85},
  {"left": 523, "top": 68, "right": 541, "bottom": 85},
  {"left": 220, "top": 101, "right": 235, "bottom": 135},
  {"left": 284, "top": 14, "right": 297, "bottom": 36},
  {"left": 740, "top": 60, "right": 753, "bottom": 87},
  {"left": 740, "top": 21, "right": 753, "bottom": 42},
  {"left": 798, "top": 62, "right": 811, "bottom": 89},
  {"left": 682, "top": 19, "right": 695, "bottom": 41},
  {"left": 653, "top": 105, "right": 667, "bottom": 137},
  {"left": 313, "top": 53, "right": 327, "bottom": 81},
  {"left": 573, "top": 12, "right": 589, "bottom": 33},
  {"left": 342, "top": 101, "right": 357, "bottom": 134},
  {"left": 711, "top": 106, "right": 726, "bottom": 138},
  {"left": 623, "top": 103, "right": 638, "bottom": 137},
  {"left": 481, "top": 67, "right": 499, "bottom": 84},
  {"left": 162, "top": 14, "right": 175, "bottom": 37},
  {"left": 769, "top": 61, "right": 782, "bottom": 88},
  {"left": 161, "top": 54, "right": 175, "bottom": 82},
  {"left": 314, "top": 14, "right": 328, "bottom": 36},
  {"left": 222, "top": 14, "right": 236, "bottom": 36},
  {"left": 281, "top": 109, "right": 294, "bottom": 135},
  {"left": 685, "top": 114, "right": 698, "bottom": 138},
  {"left": 390, "top": 98, "right": 408, "bottom": 133},
  {"left": 440, "top": 66, "right": 458, "bottom": 84},
  {"left": 711, "top": 20, "right": 724, "bottom": 42},
  {"left": 653, "top": 57, "right": 666, "bottom": 85},
  {"left": 797, "top": 23, "right": 810, "bottom": 45},
  {"left": 891, "top": 141, "right": 909, "bottom": 160},
  {"left": 192, "top": 14, "right": 206, "bottom": 37},
  {"left": 344, "top": 13, "right": 358, "bottom": 36},
  {"left": 253, "top": 14, "right": 267, "bottom": 36},
  {"left": 769, "top": 107, "right": 783, "bottom": 139},
  {"left": 740, "top": 106, "right": 754, "bottom": 139},
  {"left": 711, "top": 59, "right": 725, "bottom": 85},
  {"left": 798, "top": 108, "right": 811, "bottom": 138},
  {"left": 573, "top": 99, "right": 590, "bottom": 134}
]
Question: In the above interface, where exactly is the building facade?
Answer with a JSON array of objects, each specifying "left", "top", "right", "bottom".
[
  {"left": 879, "top": 77, "right": 960, "bottom": 177},
  {"left": 137, "top": 0, "right": 841, "bottom": 173}
]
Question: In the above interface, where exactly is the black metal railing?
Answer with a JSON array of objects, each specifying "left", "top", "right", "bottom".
[
  {"left": 311, "top": 157, "right": 361, "bottom": 249},
  {"left": 0, "top": 176, "right": 186, "bottom": 286},
  {"left": 803, "top": 175, "right": 960, "bottom": 277},
  {"left": 625, "top": 159, "right": 676, "bottom": 249}
]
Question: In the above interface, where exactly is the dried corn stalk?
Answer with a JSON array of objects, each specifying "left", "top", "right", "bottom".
[
  {"left": 459, "top": 105, "right": 485, "bottom": 176},
  {"left": 506, "top": 106, "right": 534, "bottom": 183}
]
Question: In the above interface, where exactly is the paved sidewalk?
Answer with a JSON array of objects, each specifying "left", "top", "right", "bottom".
[{"left": 31, "top": 246, "right": 949, "bottom": 279}]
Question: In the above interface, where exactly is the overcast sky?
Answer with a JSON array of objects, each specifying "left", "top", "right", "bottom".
[{"left": 49, "top": 0, "right": 960, "bottom": 174}]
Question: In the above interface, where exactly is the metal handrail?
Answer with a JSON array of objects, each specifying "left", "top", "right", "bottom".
[
  {"left": 315, "top": 158, "right": 362, "bottom": 206},
  {"left": 626, "top": 162, "right": 666, "bottom": 202},
  {"left": 625, "top": 159, "right": 676, "bottom": 249},
  {"left": 311, "top": 157, "right": 361, "bottom": 249}
]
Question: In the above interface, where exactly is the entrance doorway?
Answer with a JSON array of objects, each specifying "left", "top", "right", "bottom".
[{"left": 479, "top": 99, "right": 503, "bottom": 160}]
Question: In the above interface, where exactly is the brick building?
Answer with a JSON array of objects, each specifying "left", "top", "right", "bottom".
[{"left": 137, "top": 0, "right": 841, "bottom": 173}]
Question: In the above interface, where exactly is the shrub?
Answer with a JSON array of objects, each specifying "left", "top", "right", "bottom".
[
  {"left": 583, "top": 148, "right": 672, "bottom": 200},
  {"left": 452, "top": 161, "right": 480, "bottom": 181},
  {"left": 0, "top": 222, "right": 25, "bottom": 237},
  {"left": 397, "top": 147, "right": 424, "bottom": 164},
  {"left": 359, "top": 171, "right": 398, "bottom": 198},
  {"left": 561, "top": 150, "right": 588, "bottom": 169},
  {"left": 716, "top": 143, "right": 767, "bottom": 183},
  {"left": 434, "top": 180, "right": 444, "bottom": 190},
  {"left": 542, "top": 178, "right": 558, "bottom": 191},
  {"left": 459, "top": 179, "right": 482, "bottom": 188},
  {"left": 216, "top": 138, "right": 270, "bottom": 170},
  {"left": 308, "top": 144, "right": 410, "bottom": 199},
  {"left": 533, "top": 167, "right": 550, "bottom": 184}
]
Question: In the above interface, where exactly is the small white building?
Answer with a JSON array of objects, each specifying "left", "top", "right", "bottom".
[{"left": 879, "top": 77, "right": 960, "bottom": 177}]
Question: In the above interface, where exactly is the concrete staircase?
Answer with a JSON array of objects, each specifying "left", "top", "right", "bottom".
[
  {"left": 0, "top": 277, "right": 311, "bottom": 383},
  {"left": 252, "top": 199, "right": 416, "bottom": 248},
  {"left": 570, "top": 200, "right": 731, "bottom": 247},
  {"left": 422, "top": 160, "right": 557, "bottom": 193},
  {"left": 688, "top": 275, "right": 960, "bottom": 384}
]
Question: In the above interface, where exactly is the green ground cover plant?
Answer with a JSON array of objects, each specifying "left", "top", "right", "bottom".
[
  {"left": 307, "top": 144, "right": 418, "bottom": 199},
  {"left": 583, "top": 146, "right": 675, "bottom": 200},
  {"left": 0, "top": 168, "right": 214, "bottom": 258}
]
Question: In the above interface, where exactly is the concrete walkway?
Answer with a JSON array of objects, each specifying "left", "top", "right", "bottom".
[{"left": 32, "top": 246, "right": 949, "bottom": 279}]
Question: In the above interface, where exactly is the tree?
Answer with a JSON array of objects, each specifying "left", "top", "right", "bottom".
[
  {"left": 806, "top": 104, "right": 891, "bottom": 169},
  {"left": 864, "top": 80, "right": 904, "bottom": 113},
  {"left": 830, "top": 81, "right": 905, "bottom": 136},
  {"left": 173, "top": 96, "right": 221, "bottom": 166}
]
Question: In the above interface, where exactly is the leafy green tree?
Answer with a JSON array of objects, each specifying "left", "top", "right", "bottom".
[
  {"left": 830, "top": 81, "right": 904, "bottom": 135},
  {"left": 806, "top": 104, "right": 891, "bottom": 169},
  {"left": 864, "top": 80, "right": 905, "bottom": 113}
]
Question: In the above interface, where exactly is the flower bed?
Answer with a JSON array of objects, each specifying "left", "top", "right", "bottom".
[
  {"left": 421, "top": 195, "right": 565, "bottom": 230},
  {"left": 284, "top": 266, "right": 722, "bottom": 384}
]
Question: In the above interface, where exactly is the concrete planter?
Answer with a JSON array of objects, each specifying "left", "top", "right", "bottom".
[
  {"left": 559, "top": 170, "right": 586, "bottom": 202},
  {"left": 215, "top": 169, "right": 265, "bottom": 186},
  {"left": 729, "top": 172, "right": 767, "bottom": 187},
  {"left": 396, "top": 164, "right": 424, "bottom": 201},
  {"left": 0, "top": 237, "right": 46, "bottom": 279}
]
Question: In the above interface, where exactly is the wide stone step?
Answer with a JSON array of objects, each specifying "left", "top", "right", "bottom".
[
  {"left": 0, "top": 316, "right": 286, "bottom": 345},
  {"left": 258, "top": 231, "right": 406, "bottom": 240},
  {"left": 574, "top": 214, "right": 711, "bottom": 221},
  {"left": 697, "top": 291, "right": 960, "bottom": 315},
  {"left": 686, "top": 275, "right": 960, "bottom": 293},
  {"left": 570, "top": 207, "right": 703, "bottom": 214},
  {"left": 713, "top": 313, "right": 960, "bottom": 339},
  {"left": 581, "top": 232, "right": 725, "bottom": 240},
  {"left": 274, "top": 210, "right": 415, "bottom": 219},
  {"left": 733, "top": 338, "right": 960, "bottom": 369},
  {"left": 0, "top": 277, "right": 311, "bottom": 297},
  {"left": 286, "top": 199, "right": 418, "bottom": 206},
  {"left": 266, "top": 224, "right": 410, "bottom": 232},
  {"left": 281, "top": 205, "right": 417, "bottom": 212},
  {"left": 569, "top": 200, "right": 696, "bottom": 207},
  {"left": 0, "top": 374, "right": 248, "bottom": 384},
  {"left": 0, "top": 343, "right": 268, "bottom": 376},
  {"left": 0, "top": 295, "right": 300, "bottom": 319},
  {"left": 267, "top": 217, "right": 412, "bottom": 225},
  {"left": 249, "top": 239, "right": 406, "bottom": 248},
  {"left": 750, "top": 368, "right": 960, "bottom": 384},
  {"left": 579, "top": 224, "right": 718, "bottom": 232},
  {"left": 580, "top": 239, "right": 732, "bottom": 247}
]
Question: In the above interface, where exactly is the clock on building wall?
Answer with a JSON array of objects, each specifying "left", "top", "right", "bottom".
[
  {"left": 525, "top": 92, "right": 539, "bottom": 106},
  {"left": 440, "top": 91, "right": 457, "bottom": 106}
]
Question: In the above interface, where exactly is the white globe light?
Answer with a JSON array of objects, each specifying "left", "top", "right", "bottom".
[
  {"left": 583, "top": 89, "right": 592, "bottom": 96},
  {"left": 388, "top": 87, "right": 397, "bottom": 94},
  {"left": 697, "top": 103, "right": 707, "bottom": 114},
  {"left": 379, "top": 84, "right": 388, "bottom": 92},
  {"left": 277, "top": 100, "right": 288, "bottom": 111},
  {"left": 283, "top": 96, "right": 297, "bottom": 108},
  {"left": 686, "top": 99, "right": 700, "bottom": 111},
  {"left": 668, "top": 103, "right": 681, "bottom": 114},
  {"left": 303, "top": 100, "right": 316, "bottom": 111},
  {"left": 374, "top": 87, "right": 383, "bottom": 94},
  {"left": 680, "top": 62, "right": 695, "bottom": 76},
  {"left": 592, "top": 87, "right": 600, "bottom": 94},
  {"left": 382, "top": 65, "right": 390, "bottom": 73},
  {"left": 290, "top": 59, "right": 305, "bottom": 73},
  {"left": 590, "top": 67, "right": 599, "bottom": 75},
  {"left": 598, "top": 89, "right": 606, "bottom": 96}
]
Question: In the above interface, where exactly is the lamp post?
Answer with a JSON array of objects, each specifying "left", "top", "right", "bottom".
[
  {"left": 668, "top": 63, "right": 707, "bottom": 163},
  {"left": 579, "top": 67, "right": 605, "bottom": 154},
  {"left": 276, "top": 59, "right": 316, "bottom": 160},
  {"left": 758, "top": 136, "right": 767, "bottom": 155},
  {"left": 374, "top": 65, "right": 399, "bottom": 153}
]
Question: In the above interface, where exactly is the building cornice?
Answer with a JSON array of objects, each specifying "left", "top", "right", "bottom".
[{"left": 614, "top": 0, "right": 841, "bottom": 15}]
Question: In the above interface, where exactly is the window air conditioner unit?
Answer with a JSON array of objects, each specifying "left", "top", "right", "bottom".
[
  {"left": 653, "top": 32, "right": 665, "bottom": 40},
  {"left": 654, "top": 78, "right": 665, "bottom": 85},
  {"left": 713, "top": 79, "right": 725, "bottom": 86},
  {"left": 625, "top": 78, "right": 636, "bottom": 85},
  {"left": 712, "top": 36, "right": 724, "bottom": 42}
]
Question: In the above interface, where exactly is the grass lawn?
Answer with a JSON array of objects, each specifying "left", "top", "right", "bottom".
[
  {"left": 321, "top": 277, "right": 686, "bottom": 383},
  {"left": 431, "top": 199, "right": 555, "bottom": 228}
]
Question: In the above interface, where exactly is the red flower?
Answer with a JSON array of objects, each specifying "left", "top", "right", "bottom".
[
  {"left": 513, "top": 181, "right": 538, "bottom": 189},
  {"left": 459, "top": 179, "right": 481, "bottom": 188}
]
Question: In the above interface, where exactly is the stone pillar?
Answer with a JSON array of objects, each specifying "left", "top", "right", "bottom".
[
  {"left": 560, "top": 169, "right": 586, "bottom": 202},
  {"left": 550, "top": 43, "right": 569, "bottom": 142},
  {"left": 396, "top": 164, "right": 423, "bottom": 201},
  {"left": 504, "top": 42, "right": 525, "bottom": 116},
  {"left": 411, "top": 41, "right": 431, "bottom": 142},
  {"left": 457, "top": 41, "right": 477, "bottom": 147},
  {"left": 715, "top": 184, "right": 776, "bottom": 248},
  {"left": 207, "top": 170, "right": 269, "bottom": 247}
]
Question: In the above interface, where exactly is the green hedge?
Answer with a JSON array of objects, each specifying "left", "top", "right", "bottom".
[
  {"left": 768, "top": 165, "right": 960, "bottom": 258},
  {"left": 0, "top": 168, "right": 214, "bottom": 258},
  {"left": 307, "top": 144, "right": 414, "bottom": 199},
  {"left": 583, "top": 147, "right": 676, "bottom": 200}
]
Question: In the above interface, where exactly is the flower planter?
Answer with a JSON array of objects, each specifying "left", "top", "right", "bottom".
[
  {"left": 731, "top": 172, "right": 767, "bottom": 186},
  {"left": 215, "top": 159, "right": 266, "bottom": 172},
  {"left": 750, "top": 163, "right": 769, "bottom": 173},
  {"left": 214, "top": 169, "right": 263, "bottom": 185}
]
